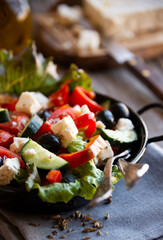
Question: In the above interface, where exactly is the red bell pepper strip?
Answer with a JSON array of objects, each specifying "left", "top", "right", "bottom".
[
  {"left": 0, "top": 112, "right": 30, "bottom": 136},
  {"left": 46, "top": 170, "right": 62, "bottom": 183},
  {"left": 70, "top": 86, "right": 103, "bottom": 113},
  {"left": 0, "top": 130, "right": 13, "bottom": 148},
  {"left": 0, "top": 146, "right": 25, "bottom": 169},
  {"left": 74, "top": 113, "right": 96, "bottom": 138},
  {"left": 49, "top": 82, "right": 70, "bottom": 107},
  {"left": 59, "top": 135, "right": 107, "bottom": 169},
  {"left": 32, "top": 122, "right": 53, "bottom": 140}
]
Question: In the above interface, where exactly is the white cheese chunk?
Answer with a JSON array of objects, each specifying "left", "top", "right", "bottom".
[
  {"left": 96, "top": 120, "right": 106, "bottom": 129},
  {"left": 56, "top": 4, "right": 82, "bottom": 25},
  {"left": 80, "top": 104, "right": 91, "bottom": 115},
  {"left": 115, "top": 118, "right": 134, "bottom": 131},
  {"left": 77, "top": 29, "right": 100, "bottom": 51},
  {"left": 10, "top": 137, "right": 29, "bottom": 154},
  {"left": 16, "top": 91, "right": 50, "bottom": 115},
  {"left": 51, "top": 116, "right": 78, "bottom": 148},
  {"left": 94, "top": 140, "right": 114, "bottom": 165},
  {"left": 16, "top": 92, "right": 42, "bottom": 115},
  {"left": 0, "top": 158, "right": 20, "bottom": 186}
]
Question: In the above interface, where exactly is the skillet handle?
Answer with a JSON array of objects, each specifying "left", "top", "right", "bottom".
[{"left": 137, "top": 103, "right": 163, "bottom": 144}]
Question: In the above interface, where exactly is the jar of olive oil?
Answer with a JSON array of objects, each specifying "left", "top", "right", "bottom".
[{"left": 0, "top": 0, "right": 32, "bottom": 54}]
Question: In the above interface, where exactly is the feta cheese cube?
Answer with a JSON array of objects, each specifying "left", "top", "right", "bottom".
[
  {"left": 94, "top": 140, "right": 114, "bottom": 165},
  {"left": 77, "top": 29, "right": 100, "bottom": 51},
  {"left": 16, "top": 91, "right": 50, "bottom": 115},
  {"left": 115, "top": 118, "right": 134, "bottom": 131},
  {"left": 51, "top": 116, "right": 78, "bottom": 148},
  {"left": 80, "top": 105, "right": 91, "bottom": 115},
  {"left": 16, "top": 92, "right": 42, "bottom": 115},
  {"left": 10, "top": 137, "right": 29, "bottom": 154},
  {"left": 96, "top": 120, "right": 106, "bottom": 129},
  {"left": 0, "top": 158, "right": 20, "bottom": 186},
  {"left": 56, "top": 4, "right": 82, "bottom": 25}
]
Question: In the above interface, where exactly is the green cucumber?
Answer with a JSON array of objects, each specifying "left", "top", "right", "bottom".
[
  {"left": 0, "top": 108, "right": 10, "bottom": 123},
  {"left": 100, "top": 129, "right": 138, "bottom": 149},
  {"left": 21, "top": 140, "right": 68, "bottom": 171},
  {"left": 20, "top": 114, "right": 43, "bottom": 138}
]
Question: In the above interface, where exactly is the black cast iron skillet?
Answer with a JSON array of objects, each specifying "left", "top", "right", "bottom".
[{"left": 0, "top": 93, "right": 162, "bottom": 213}]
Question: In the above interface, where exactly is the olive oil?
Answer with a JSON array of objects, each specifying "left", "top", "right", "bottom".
[{"left": 0, "top": 0, "right": 32, "bottom": 54}]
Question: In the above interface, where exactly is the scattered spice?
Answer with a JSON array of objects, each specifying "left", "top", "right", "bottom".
[
  {"left": 81, "top": 222, "right": 88, "bottom": 227},
  {"left": 67, "top": 228, "right": 74, "bottom": 233},
  {"left": 50, "top": 215, "right": 61, "bottom": 220},
  {"left": 97, "top": 225, "right": 104, "bottom": 229},
  {"left": 83, "top": 227, "right": 97, "bottom": 233},
  {"left": 83, "top": 237, "right": 91, "bottom": 240},
  {"left": 105, "top": 213, "right": 109, "bottom": 220},
  {"left": 47, "top": 235, "right": 54, "bottom": 239},
  {"left": 28, "top": 222, "right": 41, "bottom": 227},
  {"left": 75, "top": 211, "right": 81, "bottom": 219},
  {"left": 97, "top": 231, "right": 102, "bottom": 236},
  {"left": 60, "top": 235, "right": 66, "bottom": 239},
  {"left": 51, "top": 230, "right": 58, "bottom": 236},
  {"left": 94, "top": 222, "right": 100, "bottom": 228}
]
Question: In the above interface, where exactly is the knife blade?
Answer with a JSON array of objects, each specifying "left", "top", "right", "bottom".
[{"left": 102, "top": 37, "right": 163, "bottom": 101}]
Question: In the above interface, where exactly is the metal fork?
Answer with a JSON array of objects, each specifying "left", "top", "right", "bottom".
[{"left": 88, "top": 150, "right": 149, "bottom": 208}]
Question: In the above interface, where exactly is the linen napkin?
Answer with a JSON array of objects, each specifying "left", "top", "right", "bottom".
[{"left": 0, "top": 143, "right": 162, "bottom": 240}]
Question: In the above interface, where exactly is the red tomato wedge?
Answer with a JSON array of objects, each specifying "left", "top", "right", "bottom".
[
  {"left": 47, "top": 107, "right": 78, "bottom": 124},
  {"left": 33, "top": 122, "right": 53, "bottom": 140},
  {"left": 0, "top": 130, "right": 13, "bottom": 148},
  {"left": 1, "top": 103, "right": 16, "bottom": 112},
  {"left": 74, "top": 113, "right": 96, "bottom": 138},
  {"left": 46, "top": 170, "right": 62, "bottom": 183},
  {"left": 70, "top": 86, "right": 103, "bottom": 113},
  {"left": 0, "top": 112, "right": 30, "bottom": 136},
  {"left": 59, "top": 135, "right": 107, "bottom": 169},
  {"left": 0, "top": 146, "right": 25, "bottom": 169},
  {"left": 49, "top": 82, "right": 70, "bottom": 107}
]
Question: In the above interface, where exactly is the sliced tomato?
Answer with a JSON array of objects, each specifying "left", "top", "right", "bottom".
[
  {"left": 46, "top": 170, "right": 62, "bottom": 183},
  {"left": 0, "top": 95, "right": 18, "bottom": 105},
  {"left": 0, "top": 146, "right": 25, "bottom": 169},
  {"left": 74, "top": 113, "right": 96, "bottom": 138},
  {"left": 59, "top": 135, "right": 107, "bottom": 169},
  {"left": 0, "top": 112, "right": 30, "bottom": 136},
  {"left": 49, "top": 82, "right": 70, "bottom": 107},
  {"left": 1, "top": 103, "right": 16, "bottom": 112},
  {"left": 0, "top": 130, "right": 13, "bottom": 148},
  {"left": 70, "top": 86, "right": 103, "bottom": 113},
  {"left": 80, "top": 87, "right": 96, "bottom": 99},
  {"left": 33, "top": 122, "right": 53, "bottom": 140},
  {"left": 47, "top": 107, "right": 78, "bottom": 124}
]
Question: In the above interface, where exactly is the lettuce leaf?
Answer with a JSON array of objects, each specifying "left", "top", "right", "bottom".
[
  {"left": 67, "top": 136, "right": 87, "bottom": 153},
  {"left": 32, "top": 161, "right": 103, "bottom": 204},
  {"left": 54, "top": 64, "right": 92, "bottom": 93},
  {"left": 0, "top": 41, "right": 58, "bottom": 96}
]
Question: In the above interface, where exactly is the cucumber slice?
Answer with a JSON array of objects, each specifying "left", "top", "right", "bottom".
[
  {"left": 100, "top": 129, "right": 138, "bottom": 149},
  {"left": 21, "top": 140, "right": 68, "bottom": 171},
  {"left": 0, "top": 108, "right": 10, "bottom": 123},
  {"left": 20, "top": 114, "right": 43, "bottom": 138}
]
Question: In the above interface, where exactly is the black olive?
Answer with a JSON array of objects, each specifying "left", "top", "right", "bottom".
[
  {"left": 96, "top": 110, "right": 115, "bottom": 129},
  {"left": 62, "top": 172, "right": 77, "bottom": 183},
  {"left": 38, "top": 110, "right": 51, "bottom": 122},
  {"left": 110, "top": 103, "right": 130, "bottom": 121},
  {"left": 36, "top": 134, "right": 61, "bottom": 154},
  {"left": 0, "top": 157, "right": 3, "bottom": 167}
]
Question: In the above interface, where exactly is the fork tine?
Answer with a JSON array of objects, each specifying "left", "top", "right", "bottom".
[{"left": 118, "top": 159, "right": 149, "bottom": 189}]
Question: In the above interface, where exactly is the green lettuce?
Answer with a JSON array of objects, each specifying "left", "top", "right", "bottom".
[
  {"left": 0, "top": 41, "right": 58, "bottom": 96},
  {"left": 67, "top": 136, "right": 87, "bottom": 153},
  {"left": 32, "top": 161, "right": 103, "bottom": 204}
]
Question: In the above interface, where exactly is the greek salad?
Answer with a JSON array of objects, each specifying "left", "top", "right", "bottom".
[{"left": 0, "top": 45, "right": 138, "bottom": 204}]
